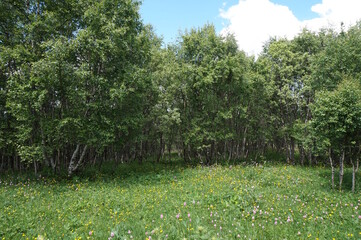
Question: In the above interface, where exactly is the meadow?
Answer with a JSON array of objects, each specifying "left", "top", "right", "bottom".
[{"left": 1, "top": 160, "right": 361, "bottom": 240}]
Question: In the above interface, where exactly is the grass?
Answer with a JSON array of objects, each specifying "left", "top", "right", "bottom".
[{"left": 0, "top": 160, "right": 361, "bottom": 239}]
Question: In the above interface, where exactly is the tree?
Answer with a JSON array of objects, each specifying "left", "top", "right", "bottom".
[{"left": 311, "top": 79, "right": 361, "bottom": 191}]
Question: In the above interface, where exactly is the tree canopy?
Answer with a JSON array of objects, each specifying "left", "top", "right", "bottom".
[{"left": 1, "top": 1, "right": 361, "bottom": 190}]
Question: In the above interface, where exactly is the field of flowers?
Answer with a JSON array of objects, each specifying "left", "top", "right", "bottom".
[{"left": 1, "top": 161, "right": 361, "bottom": 239}]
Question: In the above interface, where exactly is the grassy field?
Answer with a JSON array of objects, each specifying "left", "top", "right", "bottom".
[{"left": 1, "top": 160, "right": 361, "bottom": 239}]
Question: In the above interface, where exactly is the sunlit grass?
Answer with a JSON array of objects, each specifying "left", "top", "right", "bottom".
[{"left": 1, "top": 161, "right": 361, "bottom": 239}]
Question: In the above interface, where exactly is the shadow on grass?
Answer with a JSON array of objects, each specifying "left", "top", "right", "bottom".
[
  {"left": 2, "top": 150, "right": 361, "bottom": 194},
  {"left": 317, "top": 167, "right": 361, "bottom": 193}
]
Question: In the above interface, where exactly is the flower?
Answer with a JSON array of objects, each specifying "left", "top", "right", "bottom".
[
  {"left": 161, "top": 214, "right": 164, "bottom": 219},
  {"left": 110, "top": 232, "right": 115, "bottom": 237},
  {"left": 184, "top": 202, "right": 187, "bottom": 206},
  {"left": 89, "top": 231, "right": 93, "bottom": 236},
  {"left": 128, "top": 230, "right": 131, "bottom": 234},
  {"left": 188, "top": 213, "right": 191, "bottom": 218},
  {"left": 176, "top": 214, "right": 180, "bottom": 219}
]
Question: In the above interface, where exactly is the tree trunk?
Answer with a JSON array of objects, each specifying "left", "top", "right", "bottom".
[
  {"left": 352, "top": 160, "right": 356, "bottom": 193},
  {"left": 68, "top": 144, "right": 88, "bottom": 176},
  {"left": 183, "top": 142, "right": 187, "bottom": 163},
  {"left": 290, "top": 138, "right": 295, "bottom": 164},
  {"left": 34, "top": 160, "right": 37, "bottom": 176},
  {"left": 299, "top": 144, "right": 305, "bottom": 166},
  {"left": 157, "top": 133, "right": 163, "bottom": 163},
  {"left": 241, "top": 127, "right": 247, "bottom": 159},
  {"left": 329, "top": 148, "right": 334, "bottom": 190},
  {"left": 352, "top": 154, "right": 359, "bottom": 193},
  {"left": 339, "top": 149, "right": 345, "bottom": 191},
  {"left": 0, "top": 155, "right": 4, "bottom": 171},
  {"left": 168, "top": 142, "right": 172, "bottom": 161}
]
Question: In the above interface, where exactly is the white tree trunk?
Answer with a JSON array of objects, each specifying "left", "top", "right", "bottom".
[
  {"left": 68, "top": 144, "right": 87, "bottom": 176},
  {"left": 339, "top": 150, "right": 345, "bottom": 191},
  {"left": 329, "top": 148, "right": 334, "bottom": 189}
]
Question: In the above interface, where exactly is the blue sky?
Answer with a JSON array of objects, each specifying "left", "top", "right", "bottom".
[
  {"left": 140, "top": 0, "right": 361, "bottom": 55},
  {"left": 140, "top": 0, "right": 238, "bottom": 43}
]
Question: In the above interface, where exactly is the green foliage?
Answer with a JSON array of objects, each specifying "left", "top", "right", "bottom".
[{"left": 311, "top": 78, "right": 361, "bottom": 153}]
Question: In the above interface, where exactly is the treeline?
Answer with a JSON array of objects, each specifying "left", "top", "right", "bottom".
[{"left": 1, "top": 1, "right": 361, "bottom": 188}]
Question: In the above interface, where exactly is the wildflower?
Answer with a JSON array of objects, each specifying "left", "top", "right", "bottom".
[
  {"left": 160, "top": 214, "right": 164, "bottom": 219},
  {"left": 89, "top": 231, "right": 93, "bottom": 236},
  {"left": 184, "top": 202, "right": 187, "bottom": 206},
  {"left": 176, "top": 214, "right": 180, "bottom": 219},
  {"left": 110, "top": 232, "right": 115, "bottom": 238},
  {"left": 359, "top": 215, "right": 361, "bottom": 219},
  {"left": 128, "top": 230, "right": 131, "bottom": 234}
]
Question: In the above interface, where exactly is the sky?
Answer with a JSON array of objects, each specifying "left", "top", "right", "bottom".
[{"left": 140, "top": 0, "right": 361, "bottom": 56}]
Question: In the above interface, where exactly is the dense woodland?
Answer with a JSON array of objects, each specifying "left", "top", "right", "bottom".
[{"left": 1, "top": 0, "right": 361, "bottom": 190}]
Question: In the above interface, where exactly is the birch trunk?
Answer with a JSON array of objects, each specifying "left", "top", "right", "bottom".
[
  {"left": 69, "top": 144, "right": 89, "bottom": 176},
  {"left": 339, "top": 149, "right": 345, "bottom": 191},
  {"left": 329, "top": 148, "right": 334, "bottom": 189},
  {"left": 352, "top": 160, "right": 356, "bottom": 193},
  {"left": 241, "top": 127, "right": 247, "bottom": 159}
]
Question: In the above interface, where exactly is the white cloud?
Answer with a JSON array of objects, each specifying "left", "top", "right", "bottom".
[{"left": 220, "top": 0, "right": 361, "bottom": 56}]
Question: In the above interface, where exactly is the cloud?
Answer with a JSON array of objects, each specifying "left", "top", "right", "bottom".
[{"left": 220, "top": 0, "right": 361, "bottom": 56}]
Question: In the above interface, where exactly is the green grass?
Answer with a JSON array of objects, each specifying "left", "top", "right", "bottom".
[{"left": 1, "top": 161, "right": 361, "bottom": 239}]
